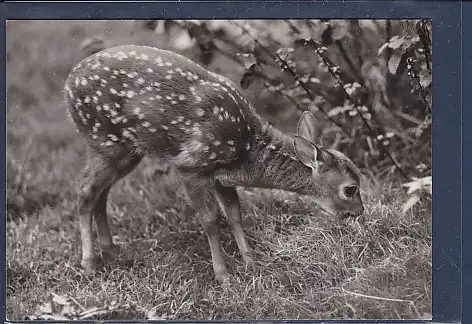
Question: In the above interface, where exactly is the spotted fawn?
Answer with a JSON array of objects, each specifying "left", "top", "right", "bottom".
[{"left": 64, "top": 44, "right": 364, "bottom": 283}]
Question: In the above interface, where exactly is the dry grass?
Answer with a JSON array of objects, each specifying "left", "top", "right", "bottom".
[{"left": 6, "top": 20, "right": 432, "bottom": 320}]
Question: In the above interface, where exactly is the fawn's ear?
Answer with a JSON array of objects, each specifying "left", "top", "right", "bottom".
[
  {"left": 294, "top": 135, "right": 325, "bottom": 171},
  {"left": 296, "top": 111, "right": 322, "bottom": 146}
]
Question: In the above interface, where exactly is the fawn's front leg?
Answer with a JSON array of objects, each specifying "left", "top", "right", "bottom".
[
  {"left": 78, "top": 181, "right": 103, "bottom": 274},
  {"left": 214, "top": 181, "right": 254, "bottom": 269},
  {"left": 182, "top": 178, "right": 229, "bottom": 283}
]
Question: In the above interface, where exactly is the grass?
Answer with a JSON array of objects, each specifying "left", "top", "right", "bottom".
[{"left": 6, "top": 20, "right": 432, "bottom": 320}]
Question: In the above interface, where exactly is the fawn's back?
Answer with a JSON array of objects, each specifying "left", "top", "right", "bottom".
[{"left": 64, "top": 45, "right": 262, "bottom": 171}]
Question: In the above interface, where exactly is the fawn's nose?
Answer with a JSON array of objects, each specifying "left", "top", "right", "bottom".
[{"left": 342, "top": 206, "right": 364, "bottom": 219}]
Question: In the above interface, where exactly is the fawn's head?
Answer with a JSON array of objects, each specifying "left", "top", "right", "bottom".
[{"left": 293, "top": 112, "right": 364, "bottom": 219}]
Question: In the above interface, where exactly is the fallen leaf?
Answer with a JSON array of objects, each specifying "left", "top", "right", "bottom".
[{"left": 402, "top": 194, "right": 421, "bottom": 213}]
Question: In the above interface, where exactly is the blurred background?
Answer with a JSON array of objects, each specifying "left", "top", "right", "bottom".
[{"left": 6, "top": 20, "right": 432, "bottom": 321}]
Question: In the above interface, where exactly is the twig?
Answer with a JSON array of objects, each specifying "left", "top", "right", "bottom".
[
  {"left": 68, "top": 295, "right": 87, "bottom": 312},
  {"left": 341, "top": 288, "right": 421, "bottom": 318},
  {"left": 334, "top": 39, "right": 364, "bottom": 85},
  {"left": 393, "top": 110, "right": 423, "bottom": 126}
]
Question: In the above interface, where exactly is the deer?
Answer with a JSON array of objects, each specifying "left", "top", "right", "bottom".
[{"left": 64, "top": 44, "right": 364, "bottom": 283}]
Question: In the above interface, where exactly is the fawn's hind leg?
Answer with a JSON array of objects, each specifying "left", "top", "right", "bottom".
[
  {"left": 93, "top": 154, "right": 142, "bottom": 260},
  {"left": 214, "top": 181, "right": 254, "bottom": 269},
  {"left": 78, "top": 146, "right": 142, "bottom": 274}
]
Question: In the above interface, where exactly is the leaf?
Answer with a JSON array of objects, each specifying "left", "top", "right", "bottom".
[
  {"left": 402, "top": 180, "right": 422, "bottom": 195},
  {"left": 419, "top": 72, "right": 432, "bottom": 89},
  {"left": 38, "top": 300, "right": 54, "bottom": 314},
  {"left": 52, "top": 292, "right": 70, "bottom": 306},
  {"left": 147, "top": 306, "right": 160, "bottom": 320},
  {"left": 328, "top": 106, "right": 350, "bottom": 117},
  {"left": 331, "top": 23, "right": 349, "bottom": 40},
  {"left": 171, "top": 29, "right": 195, "bottom": 51},
  {"left": 424, "top": 184, "right": 432, "bottom": 196},
  {"left": 388, "top": 54, "right": 402, "bottom": 74},
  {"left": 378, "top": 42, "right": 389, "bottom": 56},
  {"left": 388, "top": 35, "right": 406, "bottom": 50},
  {"left": 402, "top": 193, "right": 421, "bottom": 213},
  {"left": 61, "top": 304, "right": 78, "bottom": 317}
]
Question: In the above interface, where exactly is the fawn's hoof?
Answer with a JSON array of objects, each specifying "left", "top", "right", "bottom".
[
  {"left": 81, "top": 259, "right": 97, "bottom": 275},
  {"left": 101, "top": 244, "right": 120, "bottom": 261},
  {"left": 215, "top": 272, "right": 231, "bottom": 284},
  {"left": 245, "top": 260, "right": 256, "bottom": 274}
]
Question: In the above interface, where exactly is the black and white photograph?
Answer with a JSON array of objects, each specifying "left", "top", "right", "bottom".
[{"left": 6, "top": 19, "right": 432, "bottom": 320}]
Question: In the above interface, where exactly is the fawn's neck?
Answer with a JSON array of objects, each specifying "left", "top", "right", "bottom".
[{"left": 216, "top": 123, "right": 314, "bottom": 194}]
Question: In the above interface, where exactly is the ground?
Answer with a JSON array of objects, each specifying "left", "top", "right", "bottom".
[{"left": 6, "top": 21, "right": 432, "bottom": 320}]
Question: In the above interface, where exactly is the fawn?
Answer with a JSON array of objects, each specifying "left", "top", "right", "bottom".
[{"left": 64, "top": 45, "right": 364, "bottom": 283}]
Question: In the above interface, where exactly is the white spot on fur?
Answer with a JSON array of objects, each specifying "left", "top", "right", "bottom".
[
  {"left": 108, "top": 134, "right": 119, "bottom": 142},
  {"left": 196, "top": 108, "right": 204, "bottom": 117}
]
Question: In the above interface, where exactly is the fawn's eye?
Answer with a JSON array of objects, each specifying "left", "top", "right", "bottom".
[{"left": 343, "top": 185, "right": 358, "bottom": 198}]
